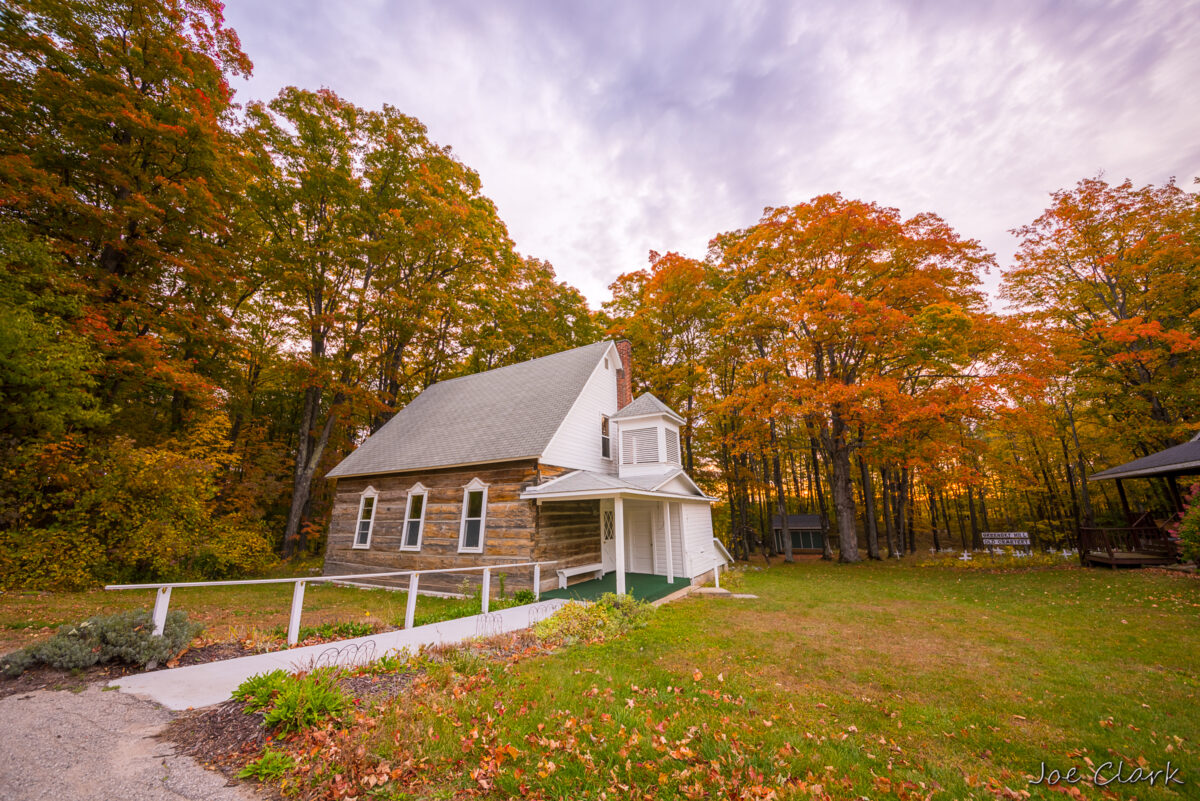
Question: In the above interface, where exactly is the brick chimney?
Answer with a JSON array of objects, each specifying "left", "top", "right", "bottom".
[{"left": 615, "top": 339, "right": 633, "bottom": 410}]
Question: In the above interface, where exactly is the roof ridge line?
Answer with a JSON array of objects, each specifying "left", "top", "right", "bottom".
[{"left": 430, "top": 340, "right": 613, "bottom": 388}]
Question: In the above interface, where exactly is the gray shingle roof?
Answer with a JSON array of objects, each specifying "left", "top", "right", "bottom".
[
  {"left": 611, "top": 392, "right": 681, "bottom": 421},
  {"left": 327, "top": 341, "right": 612, "bottom": 479},
  {"left": 521, "top": 468, "right": 709, "bottom": 498},
  {"left": 1089, "top": 433, "right": 1200, "bottom": 481}
]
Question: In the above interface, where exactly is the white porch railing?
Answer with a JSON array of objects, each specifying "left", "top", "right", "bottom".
[{"left": 105, "top": 561, "right": 554, "bottom": 646}]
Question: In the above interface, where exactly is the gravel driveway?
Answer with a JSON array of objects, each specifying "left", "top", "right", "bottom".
[{"left": 0, "top": 685, "right": 257, "bottom": 801}]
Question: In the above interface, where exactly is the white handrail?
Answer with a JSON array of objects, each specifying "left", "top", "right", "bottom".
[
  {"left": 105, "top": 561, "right": 555, "bottom": 645},
  {"left": 104, "top": 561, "right": 551, "bottom": 590},
  {"left": 710, "top": 538, "right": 733, "bottom": 590},
  {"left": 712, "top": 538, "right": 734, "bottom": 564}
]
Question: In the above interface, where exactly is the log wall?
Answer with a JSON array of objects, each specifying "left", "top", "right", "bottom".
[
  {"left": 323, "top": 460, "right": 602, "bottom": 595},
  {"left": 324, "top": 461, "right": 539, "bottom": 594},
  {"left": 534, "top": 499, "right": 602, "bottom": 591}
]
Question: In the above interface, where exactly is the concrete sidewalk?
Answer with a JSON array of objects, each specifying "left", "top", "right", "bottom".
[{"left": 112, "top": 599, "right": 569, "bottom": 710}]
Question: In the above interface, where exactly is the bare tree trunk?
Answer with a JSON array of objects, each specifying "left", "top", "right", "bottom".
[
  {"left": 967, "top": 485, "right": 982, "bottom": 549},
  {"left": 829, "top": 446, "right": 861, "bottom": 562},
  {"left": 903, "top": 468, "right": 915, "bottom": 553},
  {"left": 952, "top": 492, "right": 969, "bottom": 549},
  {"left": 788, "top": 448, "right": 804, "bottom": 509},
  {"left": 927, "top": 483, "right": 941, "bottom": 552},
  {"left": 771, "top": 422, "right": 793, "bottom": 563},
  {"left": 942, "top": 491, "right": 963, "bottom": 550},
  {"left": 1065, "top": 402, "right": 1094, "bottom": 527},
  {"left": 858, "top": 456, "right": 881, "bottom": 559},
  {"left": 978, "top": 480, "right": 992, "bottom": 531},
  {"left": 809, "top": 437, "right": 833, "bottom": 561},
  {"left": 880, "top": 467, "right": 900, "bottom": 557},
  {"left": 284, "top": 386, "right": 340, "bottom": 559}
]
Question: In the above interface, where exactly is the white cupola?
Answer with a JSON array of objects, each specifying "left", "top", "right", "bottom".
[{"left": 610, "top": 393, "right": 685, "bottom": 478}]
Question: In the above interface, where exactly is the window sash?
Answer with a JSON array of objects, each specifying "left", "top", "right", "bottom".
[
  {"left": 601, "top": 415, "right": 611, "bottom": 459},
  {"left": 466, "top": 489, "right": 483, "bottom": 519},
  {"left": 401, "top": 491, "right": 425, "bottom": 551},
  {"left": 458, "top": 485, "right": 487, "bottom": 552},
  {"left": 462, "top": 518, "right": 482, "bottom": 550},
  {"left": 354, "top": 494, "right": 376, "bottom": 548}
]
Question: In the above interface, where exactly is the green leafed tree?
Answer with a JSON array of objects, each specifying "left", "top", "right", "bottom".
[{"left": 244, "top": 87, "right": 517, "bottom": 557}]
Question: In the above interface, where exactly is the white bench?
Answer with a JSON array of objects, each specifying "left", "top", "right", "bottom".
[{"left": 556, "top": 562, "right": 605, "bottom": 589}]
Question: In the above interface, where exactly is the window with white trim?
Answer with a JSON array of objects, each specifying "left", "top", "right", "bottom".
[
  {"left": 601, "top": 415, "right": 612, "bottom": 459},
  {"left": 458, "top": 478, "right": 488, "bottom": 553},
  {"left": 353, "top": 487, "right": 378, "bottom": 549},
  {"left": 401, "top": 483, "right": 427, "bottom": 551},
  {"left": 621, "top": 427, "right": 659, "bottom": 464}
]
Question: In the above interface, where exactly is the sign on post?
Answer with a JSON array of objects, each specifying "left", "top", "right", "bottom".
[{"left": 981, "top": 531, "right": 1031, "bottom": 553}]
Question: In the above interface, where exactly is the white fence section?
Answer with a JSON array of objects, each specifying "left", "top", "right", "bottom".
[
  {"left": 105, "top": 562, "right": 553, "bottom": 645},
  {"left": 110, "top": 599, "right": 572, "bottom": 711}
]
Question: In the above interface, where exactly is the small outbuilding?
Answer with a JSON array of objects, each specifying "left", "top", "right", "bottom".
[{"left": 771, "top": 513, "right": 827, "bottom": 554}]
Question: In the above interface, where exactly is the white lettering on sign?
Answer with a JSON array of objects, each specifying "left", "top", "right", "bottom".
[{"left": 982, "top": 531, "right": 1031, "bottom": 546}]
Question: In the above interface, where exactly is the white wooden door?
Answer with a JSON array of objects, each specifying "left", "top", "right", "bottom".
[
  {"left": 600, "top": 499, "right": 616, "bottom": 573},
  {"left": 626, "top": 504, "right": 654, "bottom": 573}
]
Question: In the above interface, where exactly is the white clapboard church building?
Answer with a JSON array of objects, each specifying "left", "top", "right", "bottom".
[{"left": 322, "top": 340, "right": 724, "bottom": 597}]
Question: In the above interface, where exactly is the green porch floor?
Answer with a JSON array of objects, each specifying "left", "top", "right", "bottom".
[{"left": 539, "top": 572, "right": 684, "bottom": 603}]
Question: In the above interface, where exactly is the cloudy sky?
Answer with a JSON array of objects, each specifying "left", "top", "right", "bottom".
[{"left": 223, "top": 0, "right": 1200, "bottom": 307}]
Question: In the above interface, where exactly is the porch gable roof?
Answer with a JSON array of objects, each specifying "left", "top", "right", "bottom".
[{"left": 521, "top": 468, "right": 716, "bottom": 502}]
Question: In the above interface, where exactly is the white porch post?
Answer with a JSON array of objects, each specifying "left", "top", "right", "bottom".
[
  {"left": 662, "top": 501, "right": 675, "bottom": 584},
  {"left": 614, "top": 494, "right": 626, "bottom": 596}
]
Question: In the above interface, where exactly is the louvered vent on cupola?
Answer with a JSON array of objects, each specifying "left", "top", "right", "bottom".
[
  {"left": 665, "top": 428, "right": 681, "bottom": 465},
  {"left": 621, "top": 427, "right": 659, "bottom": 464}
]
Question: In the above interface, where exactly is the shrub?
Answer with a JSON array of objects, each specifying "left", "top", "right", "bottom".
[
  {"left": 534, "top": 594, "right": 653, "bottom": 645},
  {"left": 3, "top": 609, "right": 203, "bottom": 676},
  {"left": 29, "top": 629, "right": 100, "bottom": 670},
  {"left": 90, "top": 609, "right": 201, "bottom": 666},
  {"left": 0, "top": 525, "right": 104, "bottom": 591},
  {"left": 0, "top": 420, "right": 276, "bottom": 590},
  {"left": 0, "top": 648, "right": 37, "bottom": 678},
  {"left": 232, "top": 669, "right": 290, "bottom": 712},
  {"left": 595, "top": 592, "right": 653, "bottom": 629},
  {"left": 254, "top": 668, "right": 350, "bottom": 734},
  {"left": 187, "top": 517, "right": 276, "bottom": 580},
  {"left": 1177, "top": 494, "right": 1200, "bottom": 564},
  {"left": 238, "top": 747, "right": 295, "bottom": 781}
]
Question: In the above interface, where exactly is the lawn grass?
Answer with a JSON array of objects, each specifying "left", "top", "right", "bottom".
[
  {"left": 0, "top": 559, "right": 465, "bottom": 653},
  {"left": 333, "top": 561, "right": 1198, "bottom": 800}
]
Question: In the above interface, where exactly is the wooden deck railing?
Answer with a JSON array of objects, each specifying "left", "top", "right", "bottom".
[{"left": 1079, "top": 523, "right": 1176, "bottom": 560}]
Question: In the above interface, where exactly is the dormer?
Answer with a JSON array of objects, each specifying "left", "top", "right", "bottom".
[{"left": 611, "top": 393, "right": 685, "bottom": 478}]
